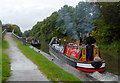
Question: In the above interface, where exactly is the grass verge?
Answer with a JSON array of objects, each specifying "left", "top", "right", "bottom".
[
  {"left": 2, "top": 40, "right": 9, "bottom": 51},
  {"left": 0, "top": 40, "right": 11, "bottom": 82},
  {"left": 0, "top": 50, "right": 2, "bottom": 82},
  {"left": 2, "top": 53, "right": 11, "bottom": 82},
  {"left": 13, "top": 37, "right": 81, "bottom": 81}
]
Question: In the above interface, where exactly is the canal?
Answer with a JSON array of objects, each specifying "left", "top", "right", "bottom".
[{"left": 100, "top": 50, "right": 119, "bottom": 76}]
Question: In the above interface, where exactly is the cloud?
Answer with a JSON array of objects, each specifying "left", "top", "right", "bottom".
[{"left": 0, "top": 0, "right": 81, "bottom": 32}]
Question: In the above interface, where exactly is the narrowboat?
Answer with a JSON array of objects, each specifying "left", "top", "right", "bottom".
[
  {"left": 26, "top": 38, "right": 41, "bottom": 48},
  {"left": 49, "top": 37, "right": 105, "bottom": 73}
]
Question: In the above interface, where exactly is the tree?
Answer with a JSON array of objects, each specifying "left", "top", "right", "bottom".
[{"left": 93, "top": 2, "right": 120, "bottom": 44}]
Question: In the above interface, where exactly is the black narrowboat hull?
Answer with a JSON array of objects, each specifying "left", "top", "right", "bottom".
[{"left": 49, "top": 45, "right": 77, "bottom": 68}]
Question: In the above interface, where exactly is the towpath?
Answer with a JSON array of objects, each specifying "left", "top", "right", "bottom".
[{"left": 3, "top": 33, "right": 49, "bottom": 81}]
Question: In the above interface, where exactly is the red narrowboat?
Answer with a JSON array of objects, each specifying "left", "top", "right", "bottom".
[{"left": 49, "top": 37, "right": 105, "bottom": 73}]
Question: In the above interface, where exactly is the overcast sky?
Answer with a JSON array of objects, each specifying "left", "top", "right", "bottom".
[{"left": 0, "top": 0, "right": 86, "bottom": 32}]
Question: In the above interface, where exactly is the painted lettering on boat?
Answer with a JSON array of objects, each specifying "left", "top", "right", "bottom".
[
  {"left": 65, "top": 46, "right": 80, "bottom": 58},
  {"left": 70, "top": 48, "right": 79, "bottom": 57}
]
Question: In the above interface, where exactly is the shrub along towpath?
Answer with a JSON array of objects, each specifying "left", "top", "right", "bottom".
[{"left": 3, "top": 32, "right": 49, "bottom": 81}]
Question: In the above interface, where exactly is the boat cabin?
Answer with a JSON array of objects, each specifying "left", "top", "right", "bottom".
[{"left": 63, "top": 44, "right": 101, "bottom": 62}]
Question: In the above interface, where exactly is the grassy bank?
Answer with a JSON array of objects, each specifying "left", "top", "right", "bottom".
[
  {"left": 2, "top": 40, "right": 9, "bottom": 51},
  {"left": 2, "top": 53, "right": 11, "bottom": 82},
  {"left": 13, "top": 37, "right": 81, "bottom": 81},
  {"left": 1, "top": 40, "right": 11, "bottom": 82},
  {"left": 99, "top": 41, "right": 120, "bottom": 58},
  {"left": 0, "top": 50, "right": 2, "bottom": 82}
]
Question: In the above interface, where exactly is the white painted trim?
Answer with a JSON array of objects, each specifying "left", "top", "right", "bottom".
[
  {"left": 101, "top": 63, "right": 105, "bottom": 68},
  {"left": 77, "top": 63, "right": 105, "bottom": 69}
]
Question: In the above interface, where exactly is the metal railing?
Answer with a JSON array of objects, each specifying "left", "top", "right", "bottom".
[
  {"left": 2, "top": 29, "right": 7, "bottom": 37},
  {"left": 12, "top": 29, "right": 22, "bottom": 41},
  {"left": 12, "top": 29, "right": 26, "bottom": 46}
]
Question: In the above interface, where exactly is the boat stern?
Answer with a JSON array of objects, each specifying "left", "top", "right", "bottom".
[{"left": 76, "top": 61, "right": 105, "bottom": 73}]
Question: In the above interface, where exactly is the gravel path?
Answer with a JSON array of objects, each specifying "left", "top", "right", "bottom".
[{"left": 3, "top": 33, "right": 49, "bottom": 81}]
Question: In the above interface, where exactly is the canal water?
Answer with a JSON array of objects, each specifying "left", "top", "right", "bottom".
[{"left": 100, "top": 51, "right": 119, "bottom": 76}]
